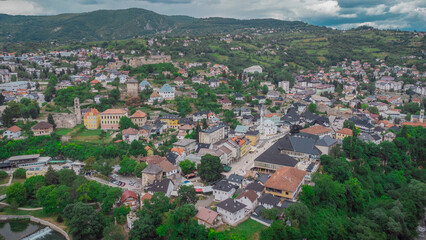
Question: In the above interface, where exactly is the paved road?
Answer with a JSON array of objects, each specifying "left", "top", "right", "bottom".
[
  {"left": 195, "top": 194, "right": 214, "bottom": 209},
  {"left": 225, "top": 130, "right": 288, "bottom": 177},
  {"left": 0, "top": 171, "right": 14, "bottom": 187}
]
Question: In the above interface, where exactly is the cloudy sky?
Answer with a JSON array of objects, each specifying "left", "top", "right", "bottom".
[{"left": 0, "top": 0, "right": 425, "bottom": 31}]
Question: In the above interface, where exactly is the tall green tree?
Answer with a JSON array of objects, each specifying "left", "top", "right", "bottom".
[
  {"left": 48, "top": 113, "right": 56, "bottom": 128},
  {"left": 63, "top": 202, "right": 104, "bottom": 240},
  {"left": 176, "top": 185, "right": 198, "bottom": 206},
  {"left": 6, "top": 183, "right": 26, "bottom": 206},
  {"left": 198, "top": 154, "right": 223, "bottom": 182},
  {"left": 45, "top": 165, "right": 59, "bottom": 185},
  {"left": 156, "top": 204, "right": 208, "bottom": 240}
]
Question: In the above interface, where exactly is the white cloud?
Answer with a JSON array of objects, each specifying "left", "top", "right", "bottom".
[
  {"left": 364, "top": 4, "right": 387, "bottom": 15},
  {"left": 0, "top": 0, "right": 43, "bottom": 15},
  {"left": 0, "top": 0, "right": 423, "bottom": 30}
]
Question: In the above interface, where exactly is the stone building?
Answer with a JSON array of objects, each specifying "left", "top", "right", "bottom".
[
  {"left": 52, "top": 97, "right": 82, "bottom": 129},
  {"left": 141, "top": 164, "right": 163, "bottom": 187},
  {"left": 127, "top": 78, "right": 139, "bottom": 98}
]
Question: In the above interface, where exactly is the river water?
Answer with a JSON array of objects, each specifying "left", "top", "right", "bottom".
[{"left": 0, "top": 220, "right": 65, "bottom": 240}]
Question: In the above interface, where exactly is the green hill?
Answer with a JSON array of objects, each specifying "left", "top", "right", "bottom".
[{"left": 0, "top": 8, "right": 319, "bottom": 42}]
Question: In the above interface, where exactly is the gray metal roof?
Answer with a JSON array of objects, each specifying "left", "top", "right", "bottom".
[{"left": 216, "top": 198, "right": 246, "bottom": 213}]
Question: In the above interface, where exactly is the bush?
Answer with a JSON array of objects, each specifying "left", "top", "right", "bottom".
[
  {"left": 0, "top": 171, "right": 8, "bottom": 180},
  {"left": 13, "top": 168, "right": 27, "bottom": 179}
]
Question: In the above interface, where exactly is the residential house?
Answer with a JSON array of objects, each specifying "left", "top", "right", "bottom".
[
  {"left": 383, "top": 131, "right": 396, "bottom": 142},
  {"left": 159, "top": 84, "right": 175, "bottom": 100},
  {"left": 173, "top": 139, "right": 197, "bottom": 154},
  {"left": 147, "top": 179, "right": 174, "bottom": 197},
  {"left": 149, "top": 90, "right": 163, "bottom": 103},
  {"left": 300, "top": 125, "right": 332, "bottom": 137},
  {"left": 139, "top": 80, "right": 151, "bottom": 91},
  {"left": 246, "top": 131, "right": 260, "bottom": 146},
  {"left": 349, "top": 115, "right": 374, "bottom": 133},
  {"left": 234, "top": 92, "right": 244, "bottom": 101},
  {"left": 359, "top": 133, "right": 382, "bottom": 144},
  {"left": 236, "top": 190, "right": 259, "bottom": 210},
  {"left": 218, "top": 96, "right": 232, "bottom": 110},
  {"left": 234, "top": 125, "right": 249, "bottom": 136},
  {"left": 281, "top": 108, "right": 301, "bottom": 126},
  {"left": 314, "top": 135, "right": 338, "bottom": 155},
  {"left": 122, "top": 128, "right": 140, "bottom": 143},
  {"left": 199, "top": 123, "right": 227, "bottom": 144},
  {"left": 3, "top": 126, "right": 22, "bottom": 139},
  {"left": 84, "top": 108, "right": 100, "bottom": 129},
  {"left": 335, "top": 128, "right": 353, "bottom": 140},
  {"left": 266, "top": 90, "right": 280, "bottom": 100},
  {"left": 208, "top": 78, "right": 220, "bottom": 88},
  {"left": 278, "top": 81, "right": 290, "bottom": 93},
  {"left": 258, "top": 193, "right": 281, "bottom": 209},
  {"left": 216, "top": 198, "right": 247, "bottom": 225},
  {"left": 232, "top": 136, "right": 249, "bottom": 157},
  {"left": 130, "top": 110, "right": 147, "bottom": 127},
  {"left": 174, "top": 77, "right": 184, "bottom": 86},
  {"left": 213, "top": 180, "right": 236, "bottom": 201},
  {"left": 121, "top": 190, "right": 138, "bottom": 211},
  {"left": 196, "top": 207, "right": 218, "bottom": 228},
  {"left": 94, "top": 95, "right": 108, "bottom": 104},
  {"left": 145, "top": 155, "right": 178, "bottom": 178},
  {"left": 159, "top": 114, "right": 180, "bottom": 129},
  {"left": 264, "top": 166, "right": 307, "bottom": 200},
  {"left": 228, "top": 174, "right": 246, "bottom": 188},
  {"left": 245, "top": 182, "right": 264, "bottom": 196},
  {"left": 32, "top": 122, "right": 53, "bottom": 136}
]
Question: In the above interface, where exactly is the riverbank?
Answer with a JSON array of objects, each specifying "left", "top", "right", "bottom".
[{"left": 0, "top": 215, "right": 70, "bottom": 240}]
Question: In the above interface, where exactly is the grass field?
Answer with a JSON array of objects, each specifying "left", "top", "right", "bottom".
[
  {"left": 0, "top": 186, "right": 7, "bottom": 195},
  {"left": 11, "top": 178, "right": 26, "bottom": 184},
  {"left": 0, "top": 176, "right": 9, "bottom": 185},
  {"left": 55, "top": 128, "right": 73, "bottom": 136},
  {"left": 226, "top": 219, "right": 267, "bottom": 240}
]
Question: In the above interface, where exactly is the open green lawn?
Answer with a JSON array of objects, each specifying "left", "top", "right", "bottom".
[
  {"left": 55, "top": 128, "right": 73, "bottom": 136},
  {"left": 0, "top": 176, "right": 9, "bottom": 185},
  {"left": 228, "top": 219, "right": 266, "bottom": 240},
  {"left": 11, "top": 178, "right": 26, "bottom": 184},
  {"left": 78, "top": 128, "right": 102, "bottom": 136}
]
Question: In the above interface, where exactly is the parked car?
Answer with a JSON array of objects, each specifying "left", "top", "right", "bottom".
[{"left": 121, "top": 182, "right": 126, "bottom": 187}]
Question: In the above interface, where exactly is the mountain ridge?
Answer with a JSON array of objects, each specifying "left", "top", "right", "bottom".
[{"left": 0, "top": 8, "right": 320, "bottom": 42}]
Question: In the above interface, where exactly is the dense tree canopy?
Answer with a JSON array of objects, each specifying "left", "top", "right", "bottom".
[{"left": 198, "top": 154, "right": 224, "bottom": 182}]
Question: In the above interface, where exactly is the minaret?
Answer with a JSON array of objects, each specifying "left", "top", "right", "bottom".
[
  {"left": 74, "top": 97, "right": 82, "bottom": 124},
  {"left": 260, "top": 104, "right": 264, "bottom": 134}
]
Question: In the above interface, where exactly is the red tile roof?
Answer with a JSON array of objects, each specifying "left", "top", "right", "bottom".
[
  {"left": 8, "top": 126, "right": 22, "bottom": 133},
  {"left": 84, "top": 108, "right": 100, "bottom": 118},
  {"left": 336, "top": 128, "right": 352, "bottom": 136},
  {"left": 130, "top": 110, "right": 147, "bottom": 118},
  {"left": 121, "top": 190, "right": 137, "bottom": 202},
  {"left": 300, "top": 125, "right": 331, "bottom": 135},
  {"left": 264, "top": 166, "right": 306, "bottom": 192}
]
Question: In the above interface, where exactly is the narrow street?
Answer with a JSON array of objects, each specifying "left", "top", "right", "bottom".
[{"left": 225, "top": 130, "right": 288, "bottom": 177}]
